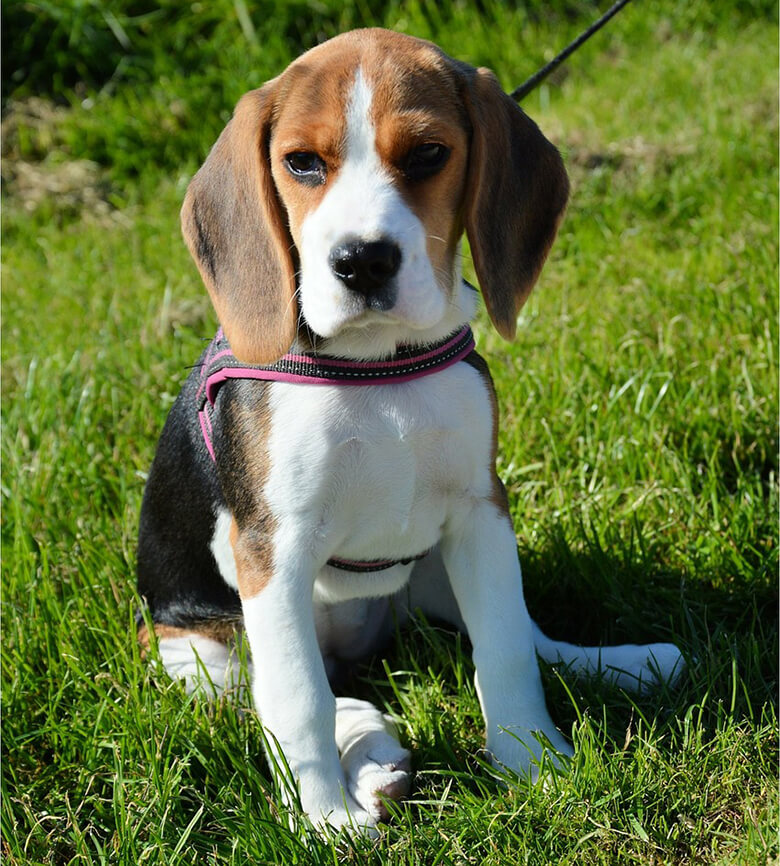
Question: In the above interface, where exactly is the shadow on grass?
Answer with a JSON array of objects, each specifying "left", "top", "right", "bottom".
[{"left": 343, "top": 526, "right": 777, "bottom": 772}]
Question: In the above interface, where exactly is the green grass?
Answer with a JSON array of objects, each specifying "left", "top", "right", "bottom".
[{"left": 2, "top": 1, "right": 777, "bottom": 863}]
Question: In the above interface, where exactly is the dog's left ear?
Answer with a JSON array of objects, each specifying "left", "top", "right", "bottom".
[
  {"left": 181, "top": 81, "right": 298, "bottom": 364},
  {"left": 460, "top": 67, "right": 569, "bottom": 340}
]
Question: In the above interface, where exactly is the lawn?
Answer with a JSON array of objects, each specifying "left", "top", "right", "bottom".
[{"left": 2, "top": 1, "right": 778, "bottom": 863}]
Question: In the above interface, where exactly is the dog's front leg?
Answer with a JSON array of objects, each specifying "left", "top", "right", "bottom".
[
  {"left": 441, "top": 500, "right": 572, "bottom": 778},
  {"left": 232, "top": 529, "right": 375, "bottom": 834}
]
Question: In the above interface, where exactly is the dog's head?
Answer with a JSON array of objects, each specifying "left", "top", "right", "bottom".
[{"left": 181, "top": 28, "right": 568, "bottom": 362}]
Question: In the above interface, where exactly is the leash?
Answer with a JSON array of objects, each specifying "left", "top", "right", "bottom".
[{"left": 510, "top": 0, "right": 633, "bottom": 102}]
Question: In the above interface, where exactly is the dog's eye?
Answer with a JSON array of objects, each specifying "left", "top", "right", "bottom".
[
  {"left": 284, "top": 152, "right": 326, "bottom": 184},
  {"left": 403, "top": 143, "right": 450, "bottom": 180}
]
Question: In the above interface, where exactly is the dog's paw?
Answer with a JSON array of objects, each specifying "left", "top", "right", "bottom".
[
  {"left": 313, "top": 801, "right": 380, "bottom": 839},
  {"left": 335, "top": 697, "right": 412, "bottom": 822},
  {"left": 343, "top": 745, "right": 412, "bottom": 822},
  {"left": 489, "top": 723, "right": 573, "bottom": 785}
]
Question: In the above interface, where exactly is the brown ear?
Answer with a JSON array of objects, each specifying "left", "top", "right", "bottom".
[
  {"left": 181, "top": 83, "right": 297, "bottom": 364},
  {"left": 461, "top": 68, "right": 569, "bottom": 340}
]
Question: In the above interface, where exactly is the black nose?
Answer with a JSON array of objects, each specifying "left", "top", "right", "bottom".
[{"left": 328, "top": 239, "right": 402, "bottom": 296}]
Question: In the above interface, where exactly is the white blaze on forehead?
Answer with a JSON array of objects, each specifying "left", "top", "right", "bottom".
[
  {"left": 323, "top": 67, "right": 401, "bottom": 241},
  {"left": 344, "top": 67, "right": 381, "bottom": 177},
  {"left": 297, "top": 66, "right": 449, "bottom": 343}
]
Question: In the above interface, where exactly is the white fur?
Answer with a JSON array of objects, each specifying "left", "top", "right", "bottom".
[
  {"left": 531, "top": 625, "right": 684, "bottom": 693},
  {"left": 155, "top": 635, "right": 409, "bottom": 831},
  {"left": 210, "top": 507, "right": 238, "bottom": 591},
  {"left": 242, "top": 576, "right": 367, "bottom": 830},
  {"left": 334, "top": 698, "right": 411, "bottom": 821},
  {"left": 263, "top": 364, "right": 493, "bottom": 590},
  {"left": 239, "top": 361, "right": 496, "bottom": 831},
  {"left": 156, "top": 633, "right": 251, "bottom": 696}
]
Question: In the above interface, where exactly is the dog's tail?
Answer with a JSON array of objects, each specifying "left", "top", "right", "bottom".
[{"left": 531, "top": 623, "right": 684, "bottom": 693}]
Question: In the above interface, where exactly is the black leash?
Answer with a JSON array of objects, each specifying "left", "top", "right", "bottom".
[{"left": 510, "top": 0, "right": 634, "bottom": 102}]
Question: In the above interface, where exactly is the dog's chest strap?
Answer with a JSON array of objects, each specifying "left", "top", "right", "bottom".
[{"left": 195, "top": 325, "right": 474, "bottom": 572}]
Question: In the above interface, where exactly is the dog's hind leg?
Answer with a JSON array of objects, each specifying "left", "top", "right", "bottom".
[
  {"left": 406, "top": 550, "right": 683, "bottom": 693},
  {"left": 138, "top": 622, "right": 252, "bottom": 697}
]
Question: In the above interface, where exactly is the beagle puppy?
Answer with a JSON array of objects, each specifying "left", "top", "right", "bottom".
[{"left": 137, "top": 28, "right": 683, "bottom": 836}]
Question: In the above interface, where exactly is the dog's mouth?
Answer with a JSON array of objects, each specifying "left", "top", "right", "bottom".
[
  {"left": 296, "top": 306, "right": 418, "bottom": 357},
  {"left": 299, "top": 288, "right": 441, "bottom": 334},
  {"left": 295, "top": 292, "right": 476, "bottom": 365}
]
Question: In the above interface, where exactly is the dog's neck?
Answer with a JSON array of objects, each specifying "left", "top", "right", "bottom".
[
  {"left": 202, "top": 324, "right": 475, "bottom": 402},
  {"left": 196, "top": 322, "right": 476, "bottom": 463}
]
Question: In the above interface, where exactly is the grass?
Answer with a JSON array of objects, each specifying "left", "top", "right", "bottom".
[{"left": 2, "top": 0, "right": 778, "bottom": 863}]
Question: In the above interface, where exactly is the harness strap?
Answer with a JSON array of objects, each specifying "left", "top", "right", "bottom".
[
  {"left": 326, "top": 549, "right": 432, "bottom": 572},
  {"left": 198, "top": 325, "right": 475, "bottom": 406}
]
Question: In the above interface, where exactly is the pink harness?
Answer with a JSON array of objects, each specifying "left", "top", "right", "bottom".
[{"left": 196, "top": 325, "right": 475, "bottom": 572}]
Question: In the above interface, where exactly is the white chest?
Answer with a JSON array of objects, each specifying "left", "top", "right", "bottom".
[{"left": 264, "top": 362, "right": 494, "bottom": 563}]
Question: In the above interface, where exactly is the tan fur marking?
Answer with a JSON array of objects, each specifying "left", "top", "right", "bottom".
[
  {"left": 268, "top": 39, "right": 371, "bottom": 250},
  {"left": 219, "top": 392, "right": 277, "bottom": 601},
  {"left": 461, "top": 67, "right": 569, "bottom": 339},
  {"left": 231, "top": 515, "right": 275, "bottom": 600},
  {"left": 137, "top": 620, "right": 241, "bottom": 656},
  {"left": 461, "top": 351, "right": 510, "bottom": 512},
  {"left": 181, "top": 82, "right": 298, "bottom": 365}
]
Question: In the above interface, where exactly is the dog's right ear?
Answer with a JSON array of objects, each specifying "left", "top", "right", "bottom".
[
  {"left": 181, "top": 82, "right": 298, "bottom": 364},
  {"left": 459, "top": 67, "right": 569, "bottom": 341}
]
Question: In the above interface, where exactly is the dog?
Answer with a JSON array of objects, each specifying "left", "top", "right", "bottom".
[{"left": 137, "top": 28, "right": 683, "bottom": 836}]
